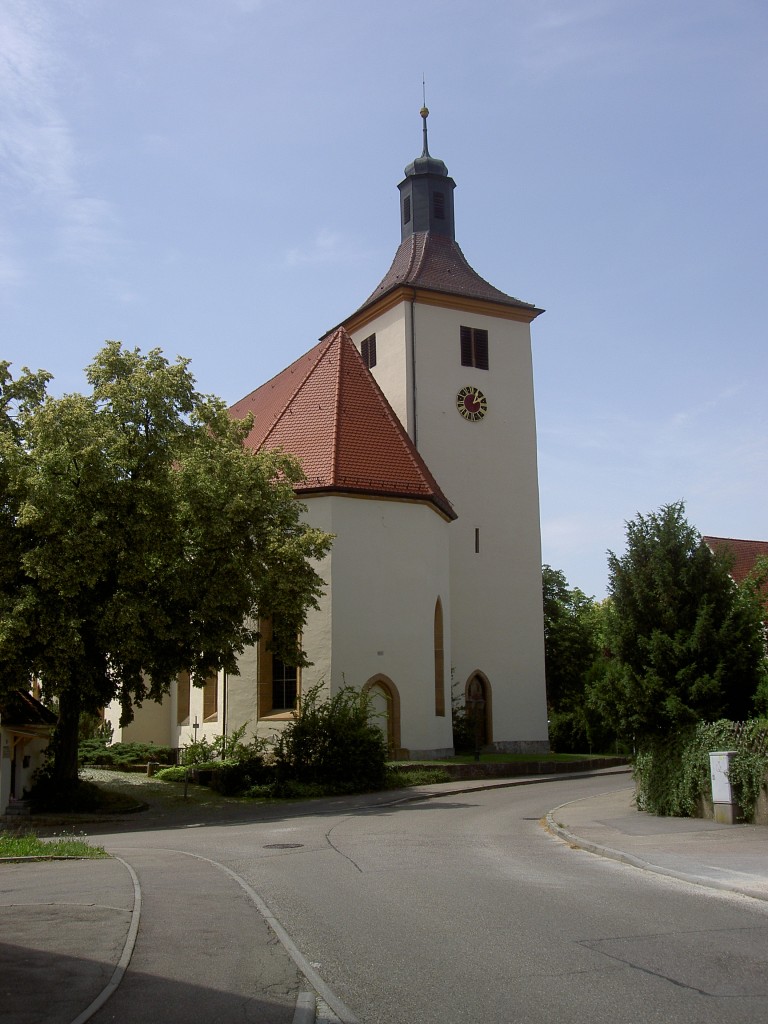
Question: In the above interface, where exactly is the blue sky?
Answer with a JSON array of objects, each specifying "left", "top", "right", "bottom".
[{"left": 2, "top": 0, "right": 766, "bottom": 599}]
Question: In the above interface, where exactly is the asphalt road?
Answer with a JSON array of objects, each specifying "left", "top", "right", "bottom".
[{"left": 93, "top": 773, "right": 768, "bottom": 1024}]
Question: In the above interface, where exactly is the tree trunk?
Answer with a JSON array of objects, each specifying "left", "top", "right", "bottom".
[{"left": 52, "top": 686, "right": 82, "bottom": 792}]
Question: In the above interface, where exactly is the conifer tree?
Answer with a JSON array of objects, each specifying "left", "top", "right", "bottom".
[{"left": 597, "top": 502, "right": 766, "bottom": 746}]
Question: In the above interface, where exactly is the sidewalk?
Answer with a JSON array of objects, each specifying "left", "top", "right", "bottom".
[
  {"left": 405, "top": 766, "right": 768, "bottom": 902},
  {"left": 0, "top": 853, "right": 314, "bottom": 1024},
  {"left": 546, "top": 782, "right": 768, "bottom": 902},
  {"left": 3, "top": 768, "right": 768, "bottom": 1024}
]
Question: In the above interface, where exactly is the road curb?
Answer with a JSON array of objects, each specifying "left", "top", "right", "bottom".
[
  {"left": 69, "top": 855, "right": 142, "bottom": 1024},
  {"left": 382, "top": 767, "right": 633, "bottom": 807},
  {"left": 545, "top": 799, "right": 768, "bottom": 903}
]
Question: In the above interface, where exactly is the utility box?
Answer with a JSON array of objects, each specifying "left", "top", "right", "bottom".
[{"left": 709, "top": 751, "right": 737, "bottom": 824}]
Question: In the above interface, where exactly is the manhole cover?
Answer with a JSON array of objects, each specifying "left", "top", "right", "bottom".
[{"left": 263, "top": 843, "right": 304, "bottom": 849}]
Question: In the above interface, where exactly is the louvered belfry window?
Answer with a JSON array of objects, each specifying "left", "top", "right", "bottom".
[
  {"left": 433, "top": 191, "right": 445, "bottom": 220},
  {"left": 403, "top": 195, "right": 411, "bottom": 224},
  {"left": 460, "top": 326, "right": 489, "bottom": 370},
  {"left": 361, "top": 334, "right": 377, "bottom": 369}
]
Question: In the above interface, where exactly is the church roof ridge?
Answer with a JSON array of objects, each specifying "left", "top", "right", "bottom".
[{"left": 229, "top": 328, "right": 456, "bottom": 520}]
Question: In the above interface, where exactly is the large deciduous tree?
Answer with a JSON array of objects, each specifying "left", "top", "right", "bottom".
[
  {"left": 598, "top": 501, "right": 767, "bottom": 747},
  {"left": 0, "top": 344, "right": 332, "bottom": 798}
]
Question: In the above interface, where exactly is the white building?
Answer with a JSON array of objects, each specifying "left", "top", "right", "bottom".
[{"left": 108, "top": 111, "right": 549, "bottom": 758}]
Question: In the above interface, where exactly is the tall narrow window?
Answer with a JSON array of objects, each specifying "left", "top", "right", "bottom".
[
  {"left": 460, "top": 326, "right": 489, "bottom": 370},
  {"left": 433, "top": 191, "right": 445, "bottom": 220},
  {"left": 403, "top": 195, "right": 411, "bottom": 224},
  {"left": 258, "top": 616, "right": 300, "bottom": 716},
  {"left": 272, "top": 655, "right": 298, "bottom": 711},
  {"left": 361, "top": 334, "right": 377, "bottom": 369},
  {"left": 475, "top": 528, "right": 480, "bottom": 554},
  {"left": 177, "top": 670, "right": 190, "bottom": 725},
  {"left": 203, "top": 672, "right": 218, "bottom": 722},
  {"left": 434, "top": 599, "right": 445, "bottom": 716}
]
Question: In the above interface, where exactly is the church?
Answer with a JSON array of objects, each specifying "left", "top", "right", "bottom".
[{"left": 107, "top": 110, "right": 550, "bottom": 758}]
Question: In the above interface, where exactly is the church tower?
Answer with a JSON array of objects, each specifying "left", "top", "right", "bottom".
[{"left": 341, "top": 109, "right": 549, "bottom": 752}]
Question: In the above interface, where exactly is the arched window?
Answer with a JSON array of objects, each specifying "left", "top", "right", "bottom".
[
  {"left": 465, "top": 673, "right": 493, "bottom": 748},
  {"left": 434, "top": 599, "right": 445, "bottom": 716},
  {"left": 363, "top": 676, "right": 402, "bottom": 758}
]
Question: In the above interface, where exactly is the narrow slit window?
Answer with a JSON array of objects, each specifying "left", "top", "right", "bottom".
[
  {"left": 475, "top": 528, "right": 480, "bottom": 554},
  {"left": 460, "top": 326, "right": 489, "bottom": 370},
  {"left": 361, "top": 334, "right": 377, "bottom": 369},
  {"left": 434, "top": 599, "right": 445, "bottom": 717}
]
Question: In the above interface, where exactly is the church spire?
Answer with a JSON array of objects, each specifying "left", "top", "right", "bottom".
[{"left": 398, "top": 106, "right": 456, "bottom": 242}]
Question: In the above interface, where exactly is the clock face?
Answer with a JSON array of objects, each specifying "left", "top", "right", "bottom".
[{"left": 456, "top": 385, "right": 488, "bottom": 422}]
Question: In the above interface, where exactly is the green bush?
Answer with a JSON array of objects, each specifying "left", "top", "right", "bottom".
[
  {"left": 154, "top": 766, "right": 188, "bottom": 782},
  {"left": 78, "top": 739, "right": 176, "bottom": 768},
  {"left": 208, "top": 756, "right": 274, "bottom": 796},
  {"left": 179, "top": 723, "right": 268, "bottom": 766},
  {"left": 634, "top": 719, "right": 768, "bottom": 821},
  {"left": 273, "top": 684, "right": 387, "bottom": 796}
]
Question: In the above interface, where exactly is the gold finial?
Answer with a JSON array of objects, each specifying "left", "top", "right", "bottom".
[{"left": 420, "top": 105, "right": 429, "bottom": 119}]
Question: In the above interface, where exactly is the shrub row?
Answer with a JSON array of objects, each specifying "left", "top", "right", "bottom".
[
  {"left": 100, "top": 685, "right": 390, "bottom": 800},
  {"left": 633, "top": 719, "right": 768, "bottom": 821},
  {"left": 79, "top": 739, "right": 177, "bottom": 768}
]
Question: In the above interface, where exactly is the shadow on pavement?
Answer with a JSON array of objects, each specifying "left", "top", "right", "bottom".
[{"left": 0, "top": 940, "right": 298, "bottom": 1024}]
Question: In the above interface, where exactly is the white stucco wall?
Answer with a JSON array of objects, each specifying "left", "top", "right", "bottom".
[
  {"left": 1, "top": 729, "right": 50, "bottom": 809},
  {"left": 351, "top": 299, "right": 549, "bottom": 751},
  {"left": 298, "top": 493, "right": 454, "bottom": 756},
  {"left": 105, "top": 692, "right": 175, "bottom": 748}
]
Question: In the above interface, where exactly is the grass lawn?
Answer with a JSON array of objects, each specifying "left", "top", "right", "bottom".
[{"left": 0, "top": 832, "right": 108, "bottom": 859}]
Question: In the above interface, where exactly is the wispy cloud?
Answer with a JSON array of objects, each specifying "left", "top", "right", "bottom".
[
  {"left": 0, "top": 2, "right": 120, "bottom": 271},
  {"left": 284, "top": 229, "right": 361, "bottom": 268},
  {"left": 520, "top": 0, "right": 647, "bottom": 78},
  {"left": 0, "top": 229, "right": 24, "bottom": 293}
]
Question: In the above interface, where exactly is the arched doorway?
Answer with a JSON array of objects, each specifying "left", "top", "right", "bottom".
[
  {"left": 363, "top": 676, "right": 402, "bottom": 758},
  {"left": 465, "top": 673, "right": 492, "bottom": 749}
]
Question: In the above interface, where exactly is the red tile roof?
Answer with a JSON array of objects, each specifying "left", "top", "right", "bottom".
[
  {"left": 703, "top": 536, "right": 768, "bottom": 586},
  {"left": 229, "top": 327, "right": 456, "bottom": 520},
  {"left": 354, "top": 231, "right": 542, "bottom": 316},
  {"left": 0, "top": 690, "right": 57, "bottom": 727}
]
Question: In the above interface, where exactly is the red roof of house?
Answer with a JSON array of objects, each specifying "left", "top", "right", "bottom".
[
  {"left": 703, "top": 536, "right": 768, "bottom": 586},
  {"left": 354, "top": 232, "right": 542, "bottom": 317},
  {"left": 0, "top": 690, "right": 57, "bottom": 727},
  {"left": 229, "top": 327, "right": 456, "bottom": 520}
]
